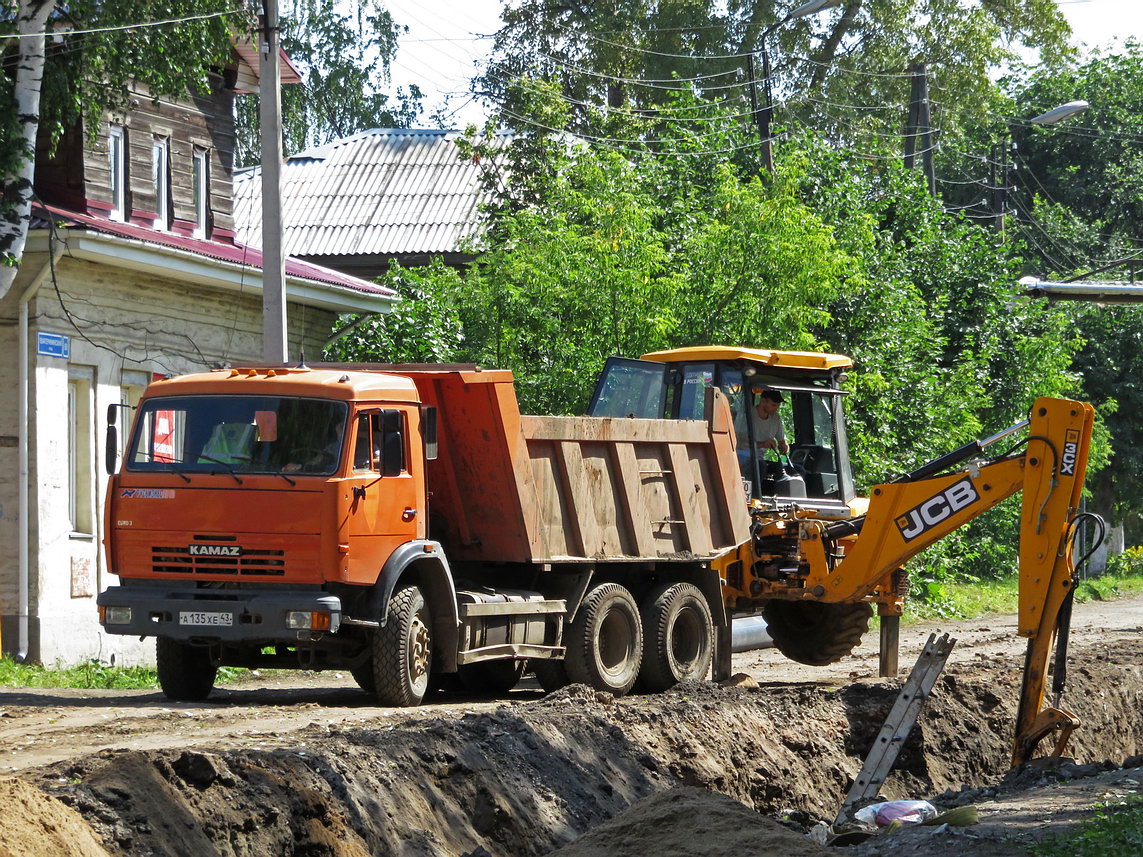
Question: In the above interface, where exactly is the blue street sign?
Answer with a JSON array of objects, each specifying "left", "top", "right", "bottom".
[{"left": 37, "top": 331, "right": 71, "bottom": 359}]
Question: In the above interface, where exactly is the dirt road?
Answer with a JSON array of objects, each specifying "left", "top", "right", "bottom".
[{"left": 1, "top": 595, "right": 1140, "bottom": 856}]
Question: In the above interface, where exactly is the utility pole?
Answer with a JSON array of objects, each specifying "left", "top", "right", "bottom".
[
  {"left": 260, "top": 0, "right": 288, "bottom": 363},
  {"left": 747, "top": 52, "right": 774, "bottom": 172},
  {"left": 903, "top": 63, "right": 935, "bottom": 194},
  {"left": 991, "top": 141, "right": 1009, "bottom": 237}
]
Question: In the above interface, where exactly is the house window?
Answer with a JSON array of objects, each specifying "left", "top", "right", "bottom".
[
  {"left": 108, "top": 126, "right": 127, "bottom": 221},
  {"left": 152, "top": 136, "right": 170, "bottom": 230},
  {"left": 192, "top": 147, "right": 210, "bottom": 239},
  {"left": 68, "top": 370, "right": 95, "bottom": 536}
]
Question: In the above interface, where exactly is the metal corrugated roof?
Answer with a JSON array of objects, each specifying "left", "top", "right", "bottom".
[{"left": 234, "top": 129, "right": 511, "bottom": 258}]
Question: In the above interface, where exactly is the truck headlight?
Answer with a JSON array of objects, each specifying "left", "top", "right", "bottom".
[
  {"left": 100, "top": 605, "right": 132, "bottom": 625},
  {"left": 286, "top": 611, "right": 331, "bottom": 631}
]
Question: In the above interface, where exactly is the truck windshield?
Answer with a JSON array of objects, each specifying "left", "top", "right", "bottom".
[{"left": 126, "top": 395, "right": 348, "bottom": 476}]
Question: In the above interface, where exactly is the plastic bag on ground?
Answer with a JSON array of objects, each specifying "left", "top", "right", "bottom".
[{"left": 854, "top": 800, "right": 939, "bottom": 826}]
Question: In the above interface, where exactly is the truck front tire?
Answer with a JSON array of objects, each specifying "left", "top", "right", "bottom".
[
  {"left": 373, "top": 584, "right": 432, "bottom": 706},
  {"left": 156, "top": 637, "right": 217, "bottom": 702},
  {"left": 762, "top": 600, "right": 872, "bottom": 666},
  {"left": 639, "top": 582, "right": 714, "bottom": 691},
  {"left": 565, "top": 582, "right": 643, "bottom": 696}
]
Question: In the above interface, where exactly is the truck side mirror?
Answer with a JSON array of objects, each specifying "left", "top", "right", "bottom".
[
  {"left": 105, "top": 404, "right": 118, "bottom": 475},
  {"left": 421, "top": 406, "right": 438, "bottom": 461},
  {"left": 381, "top": 409, "right": 405, "bottom": 477}
]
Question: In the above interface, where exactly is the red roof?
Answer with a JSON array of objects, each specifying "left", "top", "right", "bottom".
[{"left": 34, "top": 203, "right": 394, "bottom": 298}]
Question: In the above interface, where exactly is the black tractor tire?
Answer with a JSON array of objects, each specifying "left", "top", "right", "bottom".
[
  {"left": 372, "top": 584, "right": 432, "bottom": 706},
  {"left": 532, "top": 659, "right": 571, "bottom": 693},
  {"left": 156, "top": 637, "right": 217, "bottom": 702},
  {"left": 564, "top": 582, "right": 643, "bottom": 696},
  {"left": 762, "top": 600, "right": 872, "bottom": 666},
  {"left": 457, "top": 659, "right": 527, "bottom": 695},
  {"left": 638, "top": 582, "right": 714, "bottom": 691}
]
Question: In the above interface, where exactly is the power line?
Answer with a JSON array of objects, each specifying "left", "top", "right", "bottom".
[{"left": 2, "top": 7, "right": 241, "bottom": 40}]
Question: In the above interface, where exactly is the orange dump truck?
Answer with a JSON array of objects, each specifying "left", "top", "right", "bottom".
[{"left": 97, "top": 364, "right": 750, "bottom": 704}]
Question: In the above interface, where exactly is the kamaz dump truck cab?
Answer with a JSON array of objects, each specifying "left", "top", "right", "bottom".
[{"left": 589, "top": 346, "right": 857, "bottom": 518}]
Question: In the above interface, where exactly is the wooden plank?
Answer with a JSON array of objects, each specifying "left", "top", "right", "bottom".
[
  {"left": 522, "top": 414, "right": 709, "bottom": 444},
  {"left": 608, "top": 442, "right": 656, "bottom": 556},
  {"left": 667, "top": 443, "right": 713, "bottom": 556},
  {"left": 553, "top": 441, "right": 594, "bottom": 557}
]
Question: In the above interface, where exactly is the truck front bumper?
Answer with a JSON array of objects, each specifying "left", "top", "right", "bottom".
[{"left": 97, "top": 586, "right": 342, "bottom": 642}]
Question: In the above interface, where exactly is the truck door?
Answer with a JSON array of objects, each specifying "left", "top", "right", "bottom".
[{"left": 340, "top": 408, "right": 422, "bottom": 584}]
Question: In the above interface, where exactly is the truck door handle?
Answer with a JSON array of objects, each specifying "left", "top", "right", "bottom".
[
  {"left": 402, "top": 507, "right": 417, "bottom": 522},
  {"left": 352, "top": 486, "right": 367, "bottom": 501}
]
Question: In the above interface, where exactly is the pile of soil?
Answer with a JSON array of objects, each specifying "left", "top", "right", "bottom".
[
  {"left": 0, "top": 779, "right": 112, "bottom": 857},
  {"left": 549, "top": 786, "right": 832, "bottom": 857},
  {"left": 10, "top": 639, "right": 1142, "bottom": 857}
]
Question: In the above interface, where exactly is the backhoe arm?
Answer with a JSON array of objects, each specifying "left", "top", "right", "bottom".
[{"left": 810, "top": 397, "right": 1094, "bottom": 764}]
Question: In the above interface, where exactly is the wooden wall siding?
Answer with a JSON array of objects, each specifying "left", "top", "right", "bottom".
[{"left": 37, "top": 77, "right": 236, "bottom": 235}]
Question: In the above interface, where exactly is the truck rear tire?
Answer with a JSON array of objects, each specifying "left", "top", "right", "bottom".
[
  {"left": 457, "top": 659, "right": 526, "bottom": 694},
  {"left": 638, "top": 582, "right": 714, "bottom": 691},
  {"left": 373, "top": 584, "right": 432, "bottom": 706},
  {"left": 350, "top": 659, "right": 375, "bottom": 694},
  {"left": 156, "top": 637, "right": 217, "bottom": 702},
  {"left": 762, "top": 600, "right": 872, "bottom": 666},
  {"left": 532, "top": 659, "right": 571, "bottom": 693},
  {"left": 564, "top": 582, "right": 642, "bottom": 696}
]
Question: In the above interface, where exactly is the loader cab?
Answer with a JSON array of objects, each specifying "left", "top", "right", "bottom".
[{"left": 588, "top": 347, "right": 856, "bottom": 514}]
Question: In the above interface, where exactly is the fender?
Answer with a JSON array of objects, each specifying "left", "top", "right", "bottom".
[{"left": 366, "top": 540, "right": 461, "bottom": 673}]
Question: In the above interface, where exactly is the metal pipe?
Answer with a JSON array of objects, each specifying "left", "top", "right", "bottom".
[
  {"left": 731, "top": 616, "right": 773, "bottom": 653},
  {"left": 979, "top": 418, "right": 1030, "bottom": 450},
  {"left": 17, "top": 246, "right": 64, "bottom": 661}
]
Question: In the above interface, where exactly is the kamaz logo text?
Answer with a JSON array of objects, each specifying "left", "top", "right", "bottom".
[
  {"left": 895, "top": 478, "right": 980, "bottom": 542},
  {"left": 1061, "top": 429, "right": 1080, "bottom": 477},
  {"left": 188, "top": 544, "right": 241, "bottom": 557}
]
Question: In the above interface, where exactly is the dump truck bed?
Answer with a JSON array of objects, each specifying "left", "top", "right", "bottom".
[{"left": 393, "top": 368, "right": 750, "bottom": 564}]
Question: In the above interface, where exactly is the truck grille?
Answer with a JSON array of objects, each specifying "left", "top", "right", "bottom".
[{"left": 151, "top": 546, "right": 286, "bottom": 577}]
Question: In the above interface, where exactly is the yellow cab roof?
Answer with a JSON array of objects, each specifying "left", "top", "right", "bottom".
[
  {"left": 639, "top": 345, "right": 852, "bottom": 371},
  {"left": 143, "top": 366, "right": 421, "bottom": 403}
]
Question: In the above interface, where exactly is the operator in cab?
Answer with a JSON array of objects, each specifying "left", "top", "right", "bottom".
[{"left": 753, "top": 388, "right": 789, "bottom": 455}]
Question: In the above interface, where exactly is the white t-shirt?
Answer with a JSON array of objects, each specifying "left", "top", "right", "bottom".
[{"left": 755, "top": 411, "right": 786, "bottom": 446}]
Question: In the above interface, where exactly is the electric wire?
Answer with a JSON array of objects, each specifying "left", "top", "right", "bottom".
[{"left": 2, "top": 7, "right": 242, "bottom": 40}]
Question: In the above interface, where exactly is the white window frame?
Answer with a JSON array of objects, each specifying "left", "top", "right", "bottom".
[
  {"left": 68, "top": 369, "right": 96, "bottom": 537},
  {"left": 192, "top": 147, "right": 210, "bottom": 239},
  {"left": 152, "top": 136, "right": 170, "bottom": 230},
  {"left": 109, "top": 125, "right": 126, "bottom": 222}
]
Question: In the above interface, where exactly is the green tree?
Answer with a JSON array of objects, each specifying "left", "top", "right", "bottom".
[
  {"left": 478, "top": 0, "right": 1074, "bottom": 156},
  {"left": 234, "top": 0, "right": 422, "bottom": 165},
  {"left": 1, "top": 0, "right": 250, "bottom": 300}
]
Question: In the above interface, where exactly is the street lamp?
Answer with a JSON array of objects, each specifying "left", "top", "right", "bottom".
[
  {"left": 751, "top": 0, "right": 845, "bottom": 171},
  {"left": 992, "top": 100, "right": 1091, "bottom": 232}
]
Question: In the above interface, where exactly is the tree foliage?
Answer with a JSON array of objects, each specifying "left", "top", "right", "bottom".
[
  {"left": 477, "top": 0, "right": 1074, "bottom": 157},
  {"left": 234, "top": 0, "right": 422, "bottom": 165}
]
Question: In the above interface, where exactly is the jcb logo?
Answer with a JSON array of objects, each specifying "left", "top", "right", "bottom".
[
  {"left": 895, "top": 478, "right": 980, "bottom": 542},
  {"left": 188, "top": 544, "right": 241, "bottom": 557},
  {"left": 1061, "top": 429, "right": 1080, "bottom": 477}
]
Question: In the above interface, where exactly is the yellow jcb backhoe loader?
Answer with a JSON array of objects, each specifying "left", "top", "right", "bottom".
[{"left": 589, "top": 346, "right": 1098, "bottom": 765}]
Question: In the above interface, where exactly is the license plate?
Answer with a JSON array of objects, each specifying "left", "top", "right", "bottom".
[{"left": 178, "top": 611, "right": 233, "bottom": 627}]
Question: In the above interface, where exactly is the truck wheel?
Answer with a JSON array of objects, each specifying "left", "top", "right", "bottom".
[
  {"left": 762, "top": 600, "right": 872, "bottom": 666},
  {"left": 155, "top": 637, "right": 217, "bottom": 702},
  {"left": 457, "top": 659, "right": 526, "bottom": 694},
  {"left": 639, "top": 582, "right": 714, "bottom": 691},
  {"left": 349, "top": 659, "right": 375, "bottom": 694},
  {"left": 564, "top": 583, "right": 643, "bottom": 696},
  {"left": 532, "top": 659, "right": 571, "bottom": 693},
  {"left": 373, "top": 584, "right": 432, "bottom": 706}
]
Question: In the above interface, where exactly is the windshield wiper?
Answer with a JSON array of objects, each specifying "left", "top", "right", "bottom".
[
  {"left": 163, "top": 462, "right": 192, "bottom": 483},
  {"left": 196, "top": 454, "right": 244, "bottom": 485}
]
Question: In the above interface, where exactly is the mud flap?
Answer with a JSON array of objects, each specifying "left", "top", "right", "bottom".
[
  {"left": 879, "top": 614, "right": 900, "bottom": 677},
  {"left": 714, "top": 623, "right": 733, "bottom": 682}
]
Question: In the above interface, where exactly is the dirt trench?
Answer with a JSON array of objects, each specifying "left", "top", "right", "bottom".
[{"left": 10, "top": 635, "right": 1143, "bottom": 857}]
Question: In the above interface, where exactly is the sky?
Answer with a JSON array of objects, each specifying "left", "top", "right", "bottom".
[{"left": 384, "top": 0, "right": 1143, "bottom": 129}]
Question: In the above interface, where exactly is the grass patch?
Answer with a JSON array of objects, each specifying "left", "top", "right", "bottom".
[
  {"left": 1029, "top": 794, "right": 1143, "bottom": 857},
  {"left": 0, "top": 658, "right": 250, "bottom": 690},
  {"left": 903, "top": 569, "right": 1143, "bottom": 625}
]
